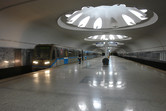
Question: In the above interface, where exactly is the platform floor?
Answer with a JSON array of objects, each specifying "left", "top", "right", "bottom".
[{"left": 0, "top": 56, "right": 166, "bottom": 111}]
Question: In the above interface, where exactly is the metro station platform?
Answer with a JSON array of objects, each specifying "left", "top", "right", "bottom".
[{"left": 0, "top": 56, "right": 166, "bottom": 111}]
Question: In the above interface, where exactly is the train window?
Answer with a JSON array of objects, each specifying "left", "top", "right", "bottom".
[
  {"left": 68, "top": 50, "right": 73, "bottom": 57},
  {"left": 73, "top": 50, "right": 76, "bottom": 56},
  {"left": 64, "top": 49, "right": 68, "bottom": 57},
  {"left": 34, "top": 46, "right": 51, "bottom": 60},
  {"left": 52, "top": 49, "right": 55, "bottom": 59},
  {"left": 60, "top": 48, "right": 64, "bottom": 58},
  {"left": 57, "top": 48, "right": 60, "bottom": 58}
]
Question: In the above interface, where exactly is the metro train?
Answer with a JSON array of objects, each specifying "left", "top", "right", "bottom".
[{"left": 32, "top": 44, "right": 101, "bottom": 70}]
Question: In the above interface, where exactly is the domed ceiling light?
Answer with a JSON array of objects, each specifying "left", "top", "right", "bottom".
[
  {"left": 86, "top": 34, "right": 129, "bottom": 58},
  {"left": 58, "top": 4, "right": 158, "bottom": 31},
  {"left": 93, "top": 42, "right": 124, "bottom": 47},
  {"left": 84, "top": 34, "right": 131, "bottom": 41}
]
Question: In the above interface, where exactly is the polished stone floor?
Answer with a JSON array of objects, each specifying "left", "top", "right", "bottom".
[{"left": 0, "top": 56, "right": 166, "bottom": 111}]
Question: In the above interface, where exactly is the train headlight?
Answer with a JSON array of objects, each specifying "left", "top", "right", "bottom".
[
  {"left": 33, "top": 61, "right": 38, "bottom": 64},
  {"left": 44, "top": 61, "right": 50, "bottom": 65}
]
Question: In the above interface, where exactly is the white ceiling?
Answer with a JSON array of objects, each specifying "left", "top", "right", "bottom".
[{"left": 0, "top": 0, "right": 166, "bottom": 53}]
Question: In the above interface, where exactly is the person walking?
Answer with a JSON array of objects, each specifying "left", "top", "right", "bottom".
[{"left": 78, "top": 54, "right": 82, "bottom": 64}]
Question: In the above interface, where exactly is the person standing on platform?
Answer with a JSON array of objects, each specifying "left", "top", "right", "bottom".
[{"left": 78, "top": 54, "right": 82, "bottom": 64}]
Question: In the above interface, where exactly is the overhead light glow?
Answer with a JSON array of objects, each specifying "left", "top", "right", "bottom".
[
  {"left": 65, "top": 14, "right": 72, "bottom": 18},
  {"left": 93, "top": 80, "right": 98, "bottom": 87},
  {"left": 100, "top": 35, "right": 106, "bottom": 40},
  {"left": 78, "top": 16, "right": 90, "bottom": 27},
  {"left": 93, "top": 100, "right": 102, "bottom": 109},
  {"left": 109, "top": 35, "right": 115, "bottom": 40},
  {"left": 73, "top": 11, "right": 78, "bottom": 14},
  {"left": 58, "top": 4, "right": 158, "bottom": 30},
  {"left": 117, "top": 35, "right": 123, "bottom": 39},
  {"left": 93, "top": 18, "right": 102, "bottom": 29},
  {"left": 129, "top": 9, "right": 148, "bottom": 20},
  {"left": 117, "top": 81, "right": 122, "bottom": 85},
  {"left": 85, "top": 34, "right": 131, "bottom": 41},
  {"left": 67, "top": 13, "right": 82, "bottom": 24},
  {"left": 122, "top": 14, "right": 136, "bottom": 25},
  {"left": 93, "top": 35, "right": 98, "bottom": 39},
  {"left": 82, "top": 7, "right": 88, "bottom": 10},
  {"left": 78, "top": 103, "right": 87, "bottom": 111},
  {"left": 140, "top": 9, "right": 148, "bottom": 13}
]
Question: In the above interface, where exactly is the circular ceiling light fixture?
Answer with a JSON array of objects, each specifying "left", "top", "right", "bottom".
[
  {"left": 84, "top": 34, "right": 131, "bottom": 41},
  {"left": 58, "top": 4, "right": 158, "bottom": 31},
  {"left": 93, "top": 42, "right": 124, "bottom": 47}
]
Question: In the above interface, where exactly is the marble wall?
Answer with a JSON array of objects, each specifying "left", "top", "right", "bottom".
[
  {"left": 119, "top": 50, "right": 166, "bottom": 62},
  {"left": 0, "top": 47, "right": 32, "bottom": 69},
  {"left": 0, "top": 48, "right": 15, "bottom": 69}
]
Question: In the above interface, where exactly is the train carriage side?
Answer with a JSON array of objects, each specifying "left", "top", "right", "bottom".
[{"left": 32, "top": 44, "right": 101, "bottom": 70}]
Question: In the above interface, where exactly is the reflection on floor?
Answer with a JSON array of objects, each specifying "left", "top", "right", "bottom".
[{"left": 0, "top": 56, "right": 166, "bottom": 111}]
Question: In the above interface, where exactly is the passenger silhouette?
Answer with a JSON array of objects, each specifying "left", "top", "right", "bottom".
[{"left": 78, "top": 54, "right": 82, "bottom": 64}]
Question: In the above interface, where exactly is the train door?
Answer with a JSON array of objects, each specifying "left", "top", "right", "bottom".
[{"left": 64, "top": 49, "right": 68, "bottom": 64}]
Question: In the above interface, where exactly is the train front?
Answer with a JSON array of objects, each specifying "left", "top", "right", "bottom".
[{"left": 32, "top": 45, "right": 53, "bottom": 70}]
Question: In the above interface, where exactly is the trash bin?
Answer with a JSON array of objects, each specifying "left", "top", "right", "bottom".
[{"left": 102, "top": 58, "right": 109, "bottom": 65}]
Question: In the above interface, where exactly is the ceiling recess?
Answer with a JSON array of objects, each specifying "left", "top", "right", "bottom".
[{"left": 58, "top": 4, "right": 158, "bottom": 31}]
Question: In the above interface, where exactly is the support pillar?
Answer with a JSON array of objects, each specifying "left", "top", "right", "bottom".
[{"left": 105, "top": 41, "right": 109, "bottom": 58}]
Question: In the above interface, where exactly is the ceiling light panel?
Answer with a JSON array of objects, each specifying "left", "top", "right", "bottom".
[
  {"left": 58, "top": 4, "right": 158, "bottom": 31},
  {"left": 85, "top": 34, "right": 132, "bottom": 41},
  {"left": 65, "top": 5, "right": 150, "bottom": 29}
]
